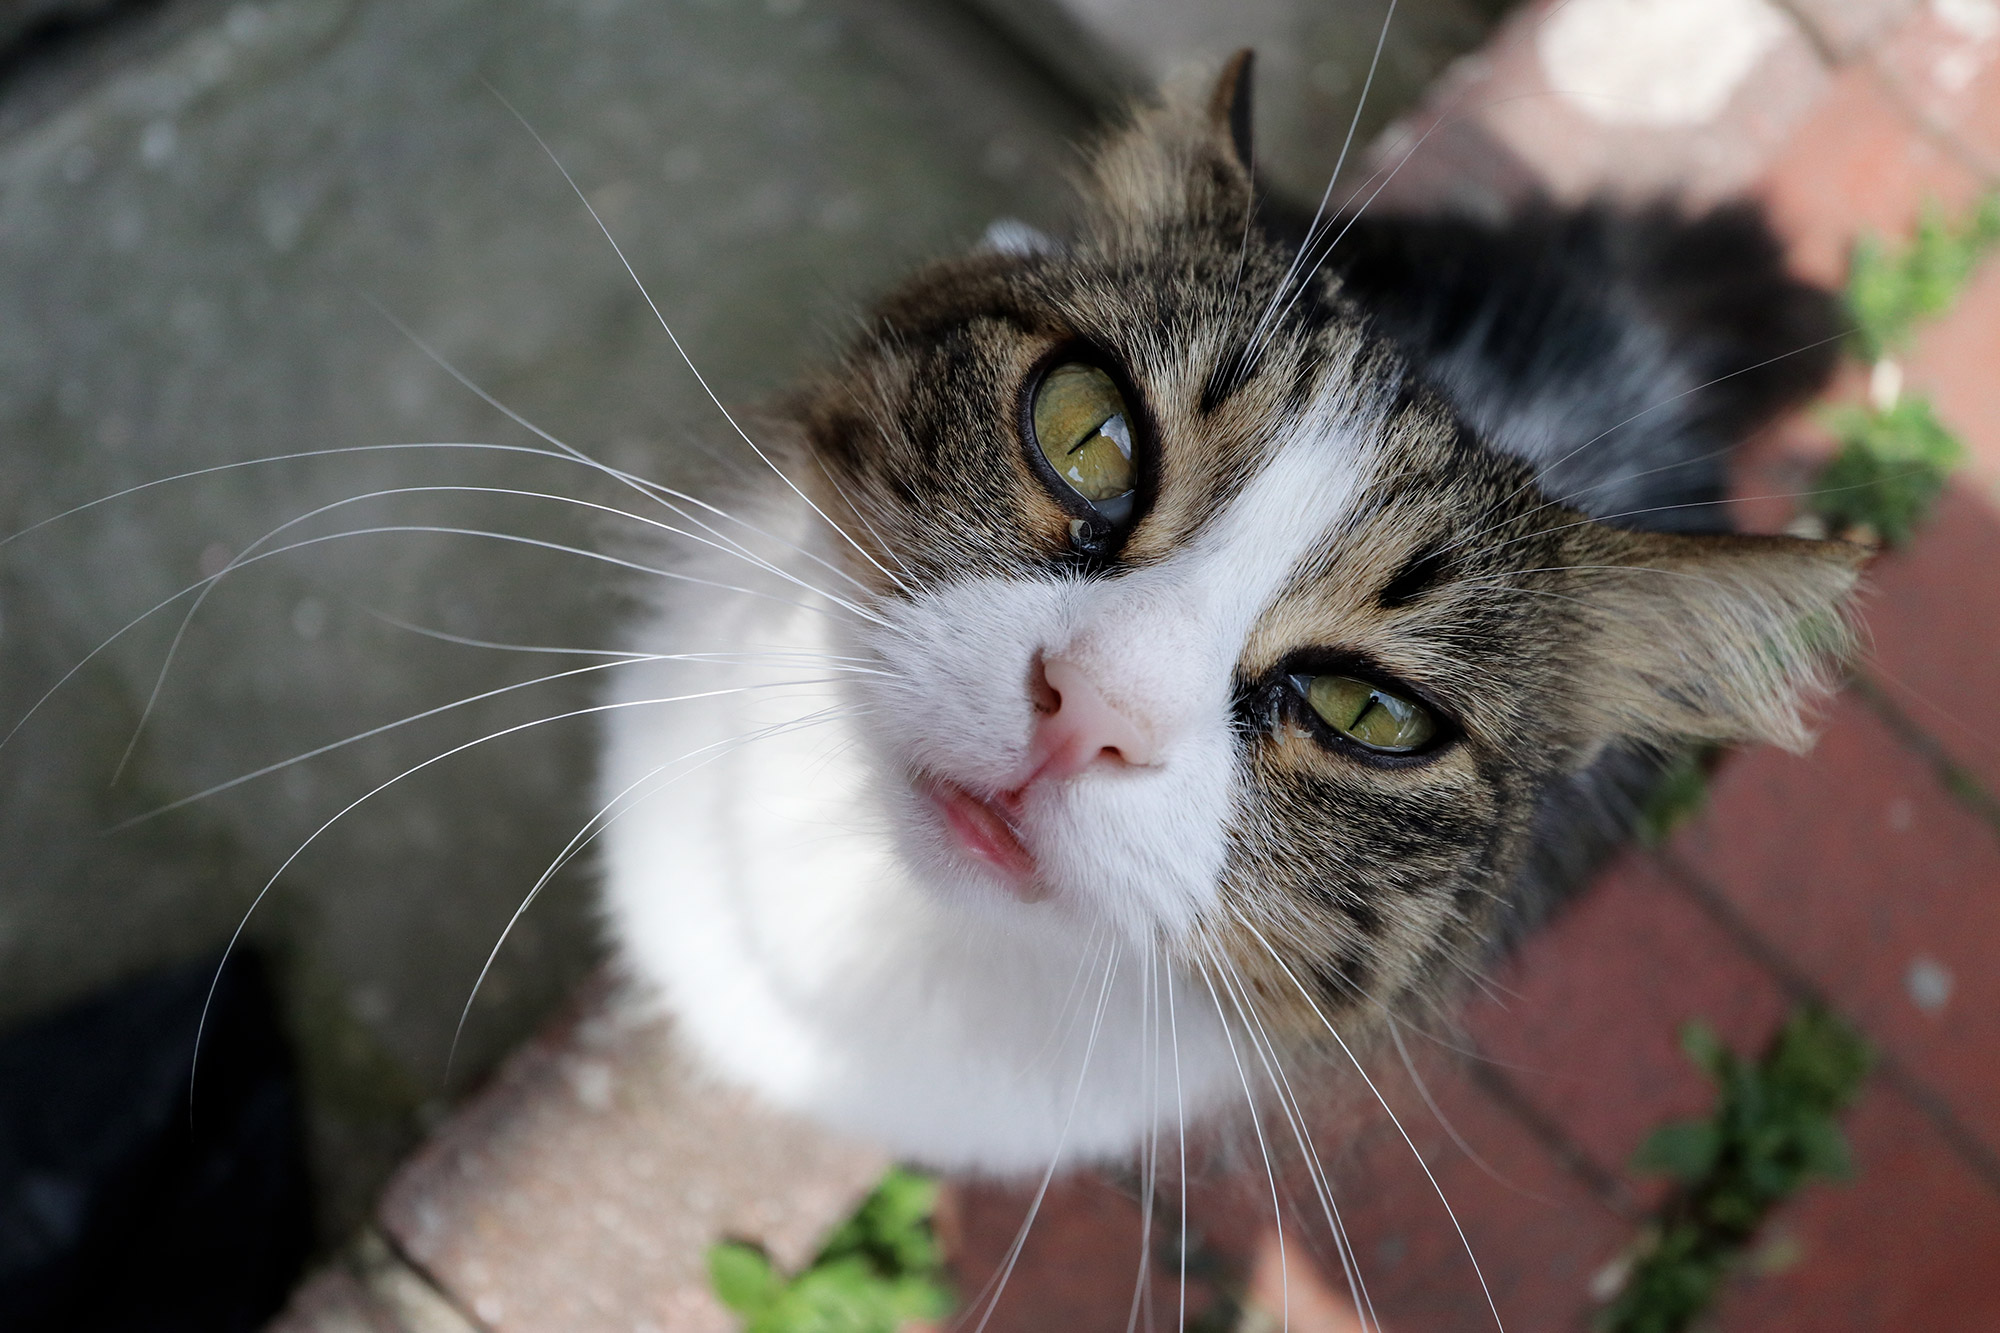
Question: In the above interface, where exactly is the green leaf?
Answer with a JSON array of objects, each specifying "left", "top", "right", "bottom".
[
  {"left": 1809, "top": 396, "right": 1963, "bottom": 545},
  {"left": 1634, "top": 1120, "right": 1721, "bottom": 1183},
  {"left": 1846, "top": 191, "right": 2000, "bottom": 358},
  {"left": 712, "top": 1167, "right": 954, "bottom": 1333},
  {"left": 1604, "top": 1010, "right": 1873, "bottom": 1332},
  {"left": 1678, "top": 1021, "right": 1730, "bottom": 1084},
  {"left": 709, "top": 1242, "right": 781, "bottom": 1315},
  {"left": 1792, "top": 1115, "right": 1855, "bottom": 1182},
  {"left": 1638, "top": 749, "right": 1711, "bottom": 845}
]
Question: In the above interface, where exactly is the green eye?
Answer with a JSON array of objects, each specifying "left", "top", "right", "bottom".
[
  {"left": 1031, "top": 362, "right": 1136, "bottom": 515},
  {"left": 1297, "top": 673, "right": 1438, "bottom": 755}
]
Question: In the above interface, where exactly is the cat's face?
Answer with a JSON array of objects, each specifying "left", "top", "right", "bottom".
[{"left": 789, "top": 64, "right": 1859, "bottom": 1043}]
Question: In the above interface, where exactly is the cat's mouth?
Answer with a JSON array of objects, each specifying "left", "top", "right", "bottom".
[{"left": 925, "top": 780, "right": 1050, "bottom": 902}]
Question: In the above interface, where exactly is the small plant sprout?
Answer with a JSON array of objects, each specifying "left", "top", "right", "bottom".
[
  {"left": 708, "top": 1167, "right": 954, "bottom": 1333},
  {"left": 1807, "top": 192, "right": 1998, "bottom": 545},
  {"left": 1597, "top": 1008, "right": 1871, "bottom": 1333}
]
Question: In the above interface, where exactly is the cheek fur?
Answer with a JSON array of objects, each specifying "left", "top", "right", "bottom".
[{"left": 1201, "top": 754, "right": 1512, "bottom": 1041}]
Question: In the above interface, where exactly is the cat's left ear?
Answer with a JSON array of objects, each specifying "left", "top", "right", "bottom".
[
  {"left": 1578, "top": 529, "right": 1866, "bottom": 755},
  {"left": 1209, "top": 49, "right": 1256, "bottom": 171},
  {"left": 1080, "top": 50, "right": 1259, "bottom": 242}
]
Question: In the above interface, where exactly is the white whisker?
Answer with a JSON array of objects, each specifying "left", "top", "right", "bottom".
[
  {"left": 965, "top": 940, "right": 1123, "bottom": 1333},
  {"left": 449, "top": 700, "right": 864, "bottom": 1074},
  {"left": 1233, "top": 917, "right": 1507, "bottom": 1332},
  {"left": 1190, "top": 946, "right": 1288, "bottom": 1333},
  {"left": 187, "top": 682, "right": 845, "bottom": 1111},
  {"left": 479, "top": 84, "right": 913, "bottom": 595}
]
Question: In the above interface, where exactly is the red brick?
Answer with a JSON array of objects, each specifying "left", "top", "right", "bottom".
[
  {"left": 1260, "top": 1059, "right": 1626, "bottom": 1333},
  {"left": 942, "top": 1172, "right": 1176, "bottom": 1333},
  {"left": 1756, "top": 61, "right": 1985, "bottom": 286},
  {"left": 1874, "top": 0, "right": 2000, "bottom": 175},
  {"left": 1462, "top": 856, "right": 1793, "bottom": 1188},
  {"left": 1713, "top": 1080, "right": 2000, "bottom": 1331},
  {"left": 1858, "top": 483, "right": 2000, "bottom": 796},
  {"left": 1672, "top": 695, "right": 2000, "bottom": 1160},
  {"left": 372, "top": 978, "right": 887, "bottom": 1333},
  {"left": 1908, "top": 252, "right": 2000, "bottom": 495},
  {"left": 1790, "top": 0, "right": 1926, "bottom": 61},
  {"left": 1368, "top": 0, "right": 1831, "bottom": 212}
]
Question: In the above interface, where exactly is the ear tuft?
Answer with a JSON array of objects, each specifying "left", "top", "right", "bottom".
[
  {"left": 1209, "top": 49, "right": 1256, "bottom": 171},
  {"left": 1582, "top": 530, "right": 1867, "bottom": 754}
]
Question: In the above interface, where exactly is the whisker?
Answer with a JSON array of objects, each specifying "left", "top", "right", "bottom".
[
  {"left": 1431, "top": 331, "right": 1851, "bottom": 561},
  {"left": 1165, "top": 938, "right": 1189, "bottom": 1333},
  {"left": 2, "top": 514, "right": 851, "bottom": 761},
  {"left": 1232, "top": 916, "right": 1507, "bottom": 1332},
  {"left": 0, "top": 440, "right": 576, "bottom": 548},
  {"left": 366, "top": 608, "right": 896, "bottom": 675},
  {"left": 1126, "top": 941, "right": 1159, "bottom": 1333},
  {"left": 448, "top": 699, "right": 863, "bottom": 1075},
  {"left": 371, "top": 304, "right": 891, "bottom": 607},
  {"left": 110, "top": 473, "right": 888, "bottom": 780},
  {"left": 964, "top": 939, "right": 1123, "bottom": 1333},
  {"left": 1208, "top": 933, "right": 1377, "bottom": 1331},
  {"left": 1189, "top": 946, "right": 1288, "bottom": 1333},
  {"left": 1387, "top": 1019, "right": 1551, "bottom": 1204},
  {"left": 479, "top": 84, "right": 913, "bottom": 595},
  {"left": 186, "top": 682, "right": 843, "bottom": 1114},
  {"left": 1243, "top": 0, "right": 1399, "bottom": 355},
  {"left": 116, "top": 646, "right": 866, "bottom": 830}
]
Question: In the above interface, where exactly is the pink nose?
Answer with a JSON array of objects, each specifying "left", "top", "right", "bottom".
[{"left": 1017, "top": 654, "right": 1158, "bottom": 791}]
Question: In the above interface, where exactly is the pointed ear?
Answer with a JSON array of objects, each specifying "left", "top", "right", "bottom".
[
  {"left": 1578, "top": 529, "right": 1866, "bottom": 754},
  {"left": 1209, "top": 49, "right": 1256, "bottom": 171},
  {"left": 1080, "top": 51, "right": 1259, "bottom": 244}
]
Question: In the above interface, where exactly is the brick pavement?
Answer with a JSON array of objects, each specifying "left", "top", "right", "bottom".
[{"left": 272, "top": 0, "right": 2000, "bottom": 1328}]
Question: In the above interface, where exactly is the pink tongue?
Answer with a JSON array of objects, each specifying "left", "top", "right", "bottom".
[{"left": 935, "top": 785, "right": 1047, "bottom": 900}]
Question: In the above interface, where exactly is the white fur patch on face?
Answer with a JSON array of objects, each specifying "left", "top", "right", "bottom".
[{"left": 860, "top": 385, "right": 1384, "bottom": 943}]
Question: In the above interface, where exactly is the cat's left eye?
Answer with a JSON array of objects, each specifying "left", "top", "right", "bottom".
[
  {"left": 1292, "top": 673, "right": 1438, "bottom": 755},
  {"left": 1028, "top": 361, "right": 1138, "bottom": 534}
]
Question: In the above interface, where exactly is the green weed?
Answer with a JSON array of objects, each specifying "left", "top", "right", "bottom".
[
  {"left": 1806, "top": 193, "right": 1996, "bottom": 543},
  {"left": 1846, "top": 193, "right": 2000, "bottom": 359},
  {"left": 1597, "top": 1008, "right": 1871, "bottom": 1333},
  {"left": 709, "top": 1167, "right": 954, "bottom": 1333},
  {"left": 1808, "top": 395, "right": 1963, "bottom": 546},
  {"left": 1637, "top": 749, "right": 1713, "bottom": 846}
]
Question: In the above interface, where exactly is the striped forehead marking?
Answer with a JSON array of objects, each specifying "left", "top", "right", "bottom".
[{"left": 1127, "top": 384, "right": 1386, "bottom": 651}]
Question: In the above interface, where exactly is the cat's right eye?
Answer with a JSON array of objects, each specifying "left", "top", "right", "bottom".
[{"left": 1028, "top": 361, "right": 1138, "bottom": 539}]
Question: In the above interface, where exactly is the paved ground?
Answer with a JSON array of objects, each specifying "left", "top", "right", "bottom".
[{"left": 275, "top": 0, "right": 2000, "bottom": 1327}]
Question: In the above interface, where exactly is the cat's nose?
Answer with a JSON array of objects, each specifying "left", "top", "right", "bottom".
[{"left": 1018, "top": 654, "right": 1158, "bottom": 791}]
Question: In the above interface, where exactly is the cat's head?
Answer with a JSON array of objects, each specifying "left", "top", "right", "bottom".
[{"left": 788, "top": 55, "right": 1861, "bottom": 1041}]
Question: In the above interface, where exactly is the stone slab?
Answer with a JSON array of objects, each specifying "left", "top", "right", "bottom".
[{"left": 274, "top": 972, "right": 888, "bottom": 1333}]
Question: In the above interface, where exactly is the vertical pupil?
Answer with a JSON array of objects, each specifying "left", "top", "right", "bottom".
[
  {"left": 1033, "top": 364, "right": 1136, "bottom": 505},
  {"left": 1300, "top": 674, "right": 1436, "bottom": 752}
]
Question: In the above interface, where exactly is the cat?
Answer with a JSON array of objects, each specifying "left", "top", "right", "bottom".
[{"left": 595, "top": 52, "right": 1861, "bottom": 1178}]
